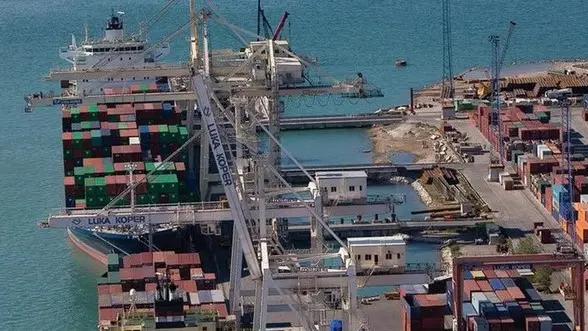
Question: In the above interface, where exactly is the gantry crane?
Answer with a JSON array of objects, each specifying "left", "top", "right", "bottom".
[
  {"left": 30, "top": 1, "right": 389, "bottom": 330},
  {"left": 488, "top": 21, "right": 516, "bottom": 165},
  {"left": 560, "top": 97, "right": 576, "bottom": 248}
]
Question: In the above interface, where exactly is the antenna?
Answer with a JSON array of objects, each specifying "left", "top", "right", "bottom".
[{"left": 84, "top": 24, "right": 88, "bottom": 43}]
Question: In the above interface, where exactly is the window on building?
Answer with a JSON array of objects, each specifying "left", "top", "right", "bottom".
[
  {"left": 397, "top": 253, "right": 401, "bottom": 259},
  {"left": 385, "top": 253, "right": 392, "bottom": 260},
  {"left": 365, "top": 254, "right": 372, "bottom": 260},
  {"left": 359, "top": 185, "right": 363, "bottom": 191},
  {"left": 349, "top": 186, "right": 355, "bottom": 192},
  {"left": 202, "top": 327, "right": 208, "bottom": 331},
  {"left": 356, "top": 255, "right": 361, "bottom": 260},
  {"left": 330, "top": 187, "right": 337, "bottom": 192}
]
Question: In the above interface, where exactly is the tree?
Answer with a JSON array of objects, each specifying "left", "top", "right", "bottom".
[
  {"left": 514, "top": 236, "right": 553, "bottom": 291},
  {"left": 514, "top": 236, "right": 539, "bottom": 254},
  {"left": 533, "top": 267, "right": 553, "bottom": 291},
  {"left": 449, "top": 243, "right": 461, "bottom": 257}
]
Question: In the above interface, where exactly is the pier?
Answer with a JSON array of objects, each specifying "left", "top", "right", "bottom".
[
  {"left": 280, "top": 162, "right": 471, "bottom": 182},
  {"left": 286, "top": 219, "right": 492, "bottom": 241}
]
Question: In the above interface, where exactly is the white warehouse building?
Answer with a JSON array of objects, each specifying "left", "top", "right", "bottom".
[
  {"left": 343, "top": 235, "right": 406, "bottom": 274},
  {"left": 308, "top": 171, "right": 367, "bottom": 205}
]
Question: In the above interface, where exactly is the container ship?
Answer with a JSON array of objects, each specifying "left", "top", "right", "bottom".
[{"left": 50, "top": 12, "right": 200, "bottom": 262}]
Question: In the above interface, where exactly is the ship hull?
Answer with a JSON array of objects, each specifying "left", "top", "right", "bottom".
[{"left": 67, "top": 227, "right": 180, "bottom": 264}]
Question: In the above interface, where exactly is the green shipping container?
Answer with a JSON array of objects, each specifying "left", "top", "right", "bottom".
[
  {"left": 80, "top": 121, "right": 91, "bottom": 130},
  {"left": 71, "top": 107, "right": 81, "bottom": 123},
  {"left": 95, "top": 177, "right": 106, "bottom": 196},
  {"left": 91, "top": 130, "right": 102, "bottom": 147},
  {"left": 102, "top": 147, "right": 112, "bottom": 157},
  {"left": 168, "top": 125, "right": 179, "bottom": 142},
  {"left": 146, "top": 162, "right": 175, "bottom": 174},
  {"left": 63, "top": 149, "right": 73, "bottom": 159},
  {"left": 107, "top": 271, "right": 120, "bottom": 284},
  {"left": 104, "top": 164, "right": 115, "bottom": 174},
  {"left": 72, "top": 132, "right": 84, "bottom": 149},
  {"left": 89, "top": 108, "right": 99, "bottom": 121},
  {"left": 169, "top": 193, "right": 179, "bottom": 203},
  {"left": 74, "top": 167, "right": 86, "bottom": 185},
  {"left": 140, "top": 83, "right": 149, "bottom": 92},
  {"left": 179, "top": 126, "right": 188, "bottom": 143}
]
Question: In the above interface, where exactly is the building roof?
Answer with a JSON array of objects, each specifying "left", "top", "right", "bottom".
[
  {"left": 315, "top": 171, "right": 367, "bottom": 179},
  {"left": 347, "top": 235, "right": 406, "bottom": 247}
]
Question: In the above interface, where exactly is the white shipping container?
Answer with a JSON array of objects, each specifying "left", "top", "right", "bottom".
[
  {"left": 538, "top": 316, "right": 552, "bottom": 331},
  {"left": 483, "top": 292, "right": 500, "bottom": 304},
  {"left": 188, "top": 292, "right": 200, "bottom": 305},
  {"left": 129, "top": 137, "right": 140, "bottom": 145},
  {"left": 580, "top": 194, "right": 588, "bottom": 203},
  {"left": 210, "top": 289, "right": 225, "bottom": 303},
  {"left": 471, "top": 292, "right": 489, "bottom": 313}
]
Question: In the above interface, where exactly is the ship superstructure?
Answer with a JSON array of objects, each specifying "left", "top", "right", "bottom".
[
  {"left": 28, "top": 2, "right": 388, "bottom": 330},
  {"left": 60, "top": 11, "right": 170, "bottom": 96}
]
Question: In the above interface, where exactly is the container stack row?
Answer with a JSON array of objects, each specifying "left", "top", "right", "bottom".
[
  {"left": 61, "top": 102, "right": 196, "bottom": 209},
  {"left": 97, "top": 252, "right": 228, "bottom": 328},
  {"left": 401, "top": 293, "right": 448, "bottom": 331},
  {"left": 469, "top": 103, "right": 588, "bottom": 246},
  {"left": 445, "top": 270, "right": 572, "bottom": 331}
]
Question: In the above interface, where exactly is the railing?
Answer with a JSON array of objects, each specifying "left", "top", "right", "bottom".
[
  {"left": 47, "top": 62, "right": 190, "bottom": 74},
  {"left": 49, "top": 199, "right": 319, "bottom": 217}
]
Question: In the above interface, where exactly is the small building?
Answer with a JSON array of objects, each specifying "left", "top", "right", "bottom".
[
  {"left": 346, "top": 235, "right": 406, "bottom": 274},
  {"left": 308, "top": 171, "right": 367, "bottom": 205}
]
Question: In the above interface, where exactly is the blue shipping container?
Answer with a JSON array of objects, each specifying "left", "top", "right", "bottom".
[
  {"left": 525, "top": 288, "right": 542, "bottom": 301},
  {"left": 488, "top": 279, "right": 505, "bottom": 290},
  {"left": 464, "top": 271, "right": 473, "bottom": 280},
  {"left": 480, "top": 302, "right": 498, "bottom": 319},
  {"left": 462, "top": 302, "right": 477, "bottom": 320},
  {"left": 500, "top": 278, "right": 516, "bottom": 288}
]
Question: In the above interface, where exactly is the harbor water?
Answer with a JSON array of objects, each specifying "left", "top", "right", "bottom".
[{"left": 2, "top": 0, "right": 588, "bottom": 329}]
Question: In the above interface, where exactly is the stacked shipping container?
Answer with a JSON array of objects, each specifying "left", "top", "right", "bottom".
[
  {"left": 434, "top": 269, "right": 570, "bottom": 331},
  {"left": 97, "top": 252, "right": 227, "bottom": 327},
  {"left": 62, "top": 102, "right": 196, "bottom": 209},
  {"left": 472, "top": 103, "right": 588, "bottom": 246}
]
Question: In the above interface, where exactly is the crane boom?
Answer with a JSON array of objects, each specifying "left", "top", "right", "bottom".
[
  {"left": 192, "top": 74, "right": 262, "bottom": 280},
  {"left": 497, "top": 21, "right": 516, "bottom": 73},
  {"left": 272, "top": 12, "right": 289, "bottom": 40}
]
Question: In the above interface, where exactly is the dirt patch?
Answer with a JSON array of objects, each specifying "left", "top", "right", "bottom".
[{"left": 370, "top": 122, "right": 439, "bottom": 164}]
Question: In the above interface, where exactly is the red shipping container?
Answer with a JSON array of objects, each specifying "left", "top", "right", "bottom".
[
  {"left": 476, "top": 280, "right": 493, "bottom": 292},
  {"left": 109, "top": 284, "right": 122, "bottom": 293},
  {"left": 505, "top": 286, "right": 525, "bottom": 300},
  {"left": 64, "top": 176, "right": 75, "bottom": 195},
  {"left": 494, "top": 270, "right": 508, "bottom": 278},
  {"left": 484, "top": 270, "right": 497, "bottom": 278},
  {"left": 62, "top": 132, "right": 73, "bottom": 149},
  {"left": 495, "top": 290, "right": 513, "bottom": 302},
  {"left": 99, "top": 308, "right": 124, "bottom": 323},
  {"left": 98, "top": 284, "right": 111, "bottom": 295}
]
